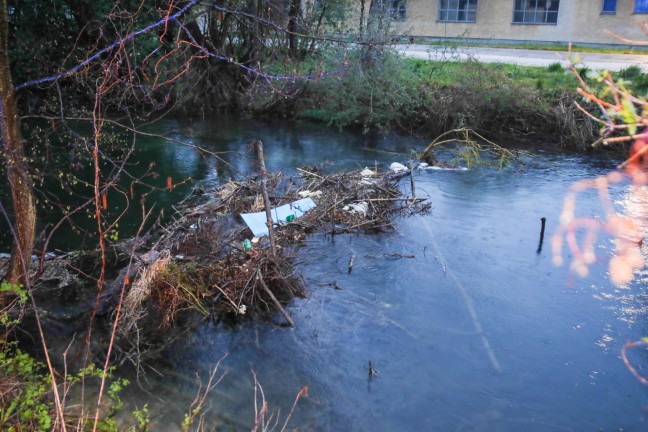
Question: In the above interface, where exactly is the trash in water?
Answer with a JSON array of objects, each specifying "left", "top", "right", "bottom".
[
  {"left": 344, "top": 202, "right": 368, "bottom": 216},
  {"left": 389, "top": 162, "right": 409, "bottom": 173},
  {"left": 361, "top": 168, "right": 376, "bottom": 177},
  {"left": 240, "top": 197, "right": 317, "bottom": 237},
  {"left": 298, "top": 190, "right": 323, "bottom": 198}
]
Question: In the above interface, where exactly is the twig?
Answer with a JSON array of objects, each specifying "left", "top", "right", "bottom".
[
  {"left": 296, "top": 167, "right": 323, "bottom": 178},
  {"left": 255, "top": 139, "right": 277, "bottom": 258},
  {"left": 256, "top": 270, "right": 294, "bottom": 327},
  {"left": 365, "top": 197, "right": 425, "bottom": 202},
  {"left": 621, "top": 340, "right": 648, "bottom": 386}
]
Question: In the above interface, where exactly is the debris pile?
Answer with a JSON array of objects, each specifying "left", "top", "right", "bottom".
[{"left": 120, "top": 164, "right": 430, "bottom": 337}]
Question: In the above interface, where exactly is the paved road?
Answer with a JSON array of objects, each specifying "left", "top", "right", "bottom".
[{"left": 396, "top": 44, "right": 648, "bottom": 72}]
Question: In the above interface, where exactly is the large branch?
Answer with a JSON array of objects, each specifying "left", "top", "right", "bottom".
[{"left": 15, "top": 0, "right": 202, "bottom": 91}]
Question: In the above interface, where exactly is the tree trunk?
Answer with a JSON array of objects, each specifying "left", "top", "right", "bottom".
[
  {"left": 0, "top": 0, "right": 36, "bottom": 286},
  {"left": 288, "top": 0, "right": 301, "bottom": 57}
]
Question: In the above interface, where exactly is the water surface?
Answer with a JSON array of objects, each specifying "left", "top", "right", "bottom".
[
  {"left": 114, "top": 119, "right": 648, "bottom": 431},
  {"left": 28, "top": 118, "right": 648, "bottom": 430}
]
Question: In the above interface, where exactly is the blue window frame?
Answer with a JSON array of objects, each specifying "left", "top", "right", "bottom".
[
  {"left": 636, "top": 0, "right": 648, "bottom": 13},
  {"left": 438, "top": 0, "right": 478, "bottom": 23},
  {"left": 602, "top": 0, "right": 617, "bottom": 13},
  {"left": 513, "top": 0, "right": 559, "bottom": 24}
]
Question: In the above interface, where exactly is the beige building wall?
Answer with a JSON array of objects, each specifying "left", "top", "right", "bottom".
[{"left": 393, "top": 0, "right": 648, "bottom": 46}]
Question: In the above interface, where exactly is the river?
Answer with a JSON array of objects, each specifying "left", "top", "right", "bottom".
[{"left": 15, "top": 117, "right": 648, "bottom": 430}]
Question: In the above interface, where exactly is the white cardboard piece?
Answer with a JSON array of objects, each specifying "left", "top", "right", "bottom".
[{"left": 240, "top": 197, "right": 317, "bottom": 237}]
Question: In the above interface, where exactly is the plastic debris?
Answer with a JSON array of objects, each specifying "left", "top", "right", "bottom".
[
  {"left": 390, "top": 162, "right": 409, "bottom": 173},
  {"left": 241, "top": 197, "right": 317, "bottom": 237},
  {"left": 298, "top": 190, "right": 323, "bottom": 198},
  {"left": 243, "top": 239, "right": 252, "bottom": 251},
  {"left": 346, "top": 202, "right": 368, "bottom": 216},
  {"left": 361, "top": 168, "right": 376, "bottom": 177}
]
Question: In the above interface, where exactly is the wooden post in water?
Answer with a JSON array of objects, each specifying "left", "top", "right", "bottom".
[
  {"left": 536, "top": 217, "right": 546, "bottom": 254},
  {"left": 254, "top": 139, "right": 277, "bottom": 258},
  {"left": 409, "top": 162, "right": 416, "bottom": 197}
]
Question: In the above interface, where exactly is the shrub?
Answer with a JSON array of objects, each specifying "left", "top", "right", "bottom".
[{"left": 299, "top": 46, "right": 426, "bottom": 132}]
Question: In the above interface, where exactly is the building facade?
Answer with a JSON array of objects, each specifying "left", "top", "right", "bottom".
[{"left": 392, "top": 0, "right": 648, "bottom": 46}]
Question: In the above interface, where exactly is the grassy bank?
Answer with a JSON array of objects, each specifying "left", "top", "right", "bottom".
[
  {"left": 258, "top": 47, "right": 647, "bottom": 152},
  {"left": 413, "top": 40, "right": 648, "bottom": 55}
]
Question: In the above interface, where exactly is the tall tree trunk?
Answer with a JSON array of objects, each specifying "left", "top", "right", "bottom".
[
  {"left": 0, "top": 0, "right": 36, "bottom": 286},
  {"left": 288, "top": 0, "right": 301, "bottom": 57}
]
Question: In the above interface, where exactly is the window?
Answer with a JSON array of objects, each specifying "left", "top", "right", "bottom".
[
  {"left": 636, "top": 0, "right": 648, "bottom": 13},
  {"left": 438, "top": 0, "right": 478, "bottom": 23},
  {"left": 513, "top": 0, "right": 559, "bottom": 24},
  {"left": 602, "top": 0, "right": 617, "bottom": 13},
  {"left": 388, "top": 0, "right": 406, "bottom": 20},
  {"left": 371, "top": 0, "right": 406, "bottom": 21}
]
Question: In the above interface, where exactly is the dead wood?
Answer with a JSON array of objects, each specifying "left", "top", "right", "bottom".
[{"left": 114, "top": 163, "right": 430, "bottom": 356}]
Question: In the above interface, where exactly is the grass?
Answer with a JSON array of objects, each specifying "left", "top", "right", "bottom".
[
  {"left": 403, "top": 58, "right": 581, "bottom": 98},
  {"left": 413, "top": 40, "right": 648, "bottom": 55}
]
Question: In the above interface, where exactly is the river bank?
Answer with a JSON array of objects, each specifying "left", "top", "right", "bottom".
[{"left": 242, "top": 48, "right": 646, "bottom": 154}]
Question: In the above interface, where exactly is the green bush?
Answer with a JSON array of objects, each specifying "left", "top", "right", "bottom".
[
  {"left": 617, "top": 65, "right": 648, "bottom": 95},
  {"left": 299, "top": 46, "right": 425, "bottom": 132}
]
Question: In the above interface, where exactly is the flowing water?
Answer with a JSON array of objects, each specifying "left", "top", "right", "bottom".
[{"left": 16, "top": 117, "right": 648, "bottom": 430}]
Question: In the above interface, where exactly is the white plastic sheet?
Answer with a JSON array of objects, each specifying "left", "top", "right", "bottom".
[{"left": 240, "top": 197, "right": 317, "bottom": 237}]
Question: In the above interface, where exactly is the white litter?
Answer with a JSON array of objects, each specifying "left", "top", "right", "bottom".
[
  {"left": 390, "top": 162, "right": 409, "bottom": 173},
  {"left": 346, "top": 202, "right": 368, "bottom": 216},
  {"left": 298, "top": 190, "right": 323, "bottom": 198},
  {"left": 241, "top": 197, "right": 317, "bottom": 237},
  {"left": 361, "top": 168, "right": 376, "bottom": 177}
]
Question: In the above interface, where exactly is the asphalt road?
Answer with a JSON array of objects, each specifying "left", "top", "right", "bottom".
[{"left": 396, "top": 44, "right": 648, "bottom": 72}]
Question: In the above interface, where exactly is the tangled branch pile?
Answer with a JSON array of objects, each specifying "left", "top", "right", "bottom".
[{"left": 120, "top": 165, "right": 430, "bottom": 336}]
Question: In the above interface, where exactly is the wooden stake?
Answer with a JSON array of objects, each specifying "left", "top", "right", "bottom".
[
  {"left": 537, "top": 217, "right": 546, "bottom": 254},
  {"left": 409, "top": 161, "right": 416, "bottom": 197},
  {"left": 254, "top": 139, "right": 276, "bottom": 258}
]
